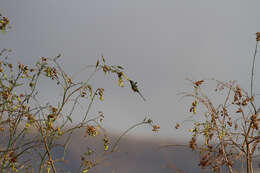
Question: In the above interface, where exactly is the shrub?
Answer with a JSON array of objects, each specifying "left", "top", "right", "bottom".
[
  {"left": 0, "top": 13, "right": 159, "bottom": 173},
  {"left": 179, "top": 33, "right": 260, "bottom": 173}
]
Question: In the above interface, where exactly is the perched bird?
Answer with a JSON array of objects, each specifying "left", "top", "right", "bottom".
[{"left": 129, "top": 80, "right": 146, "bottom": 101}]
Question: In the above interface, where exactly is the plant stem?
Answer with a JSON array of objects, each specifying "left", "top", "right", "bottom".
[
  {"left": 111, "top": 122, "right": 149, "bottom": 152},
  {"left": 250, "top": 41, "right": 258, "bottom": 99},
  {"left": 246, "top": 144, "right": 253, "bottom": 173},
  {"left": 43, "top": 136, "right": 57, "bottom": 173}
]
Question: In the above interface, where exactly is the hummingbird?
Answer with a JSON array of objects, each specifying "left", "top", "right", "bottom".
[{"left": 129, "top": 80, "right": 146, "bottom": 101}]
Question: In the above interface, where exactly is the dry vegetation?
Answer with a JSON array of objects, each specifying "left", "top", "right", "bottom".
[
  {"left": 174, "top": 33, "right": 260, "bottom": 173},
  {"left": 0, "top": 14, "right": 159, "bottom": 173},
  {"left": 1, "top": 11, "right": 260, "bottom": 173}
]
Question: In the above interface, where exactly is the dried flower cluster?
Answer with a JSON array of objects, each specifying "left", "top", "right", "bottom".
[
  {"left": 177, "top": 33, "right": 260, "bottom": 173},
  {"left": 256, "top": 32, "right": 260, "bottom": 41},
  {"left": 182, "top": 77, "right": 259, "bottom": 173}
]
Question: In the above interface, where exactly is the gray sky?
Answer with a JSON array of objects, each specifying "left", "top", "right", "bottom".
[{"left": 1, "top": 0, "right": 260, "bottom": 140}]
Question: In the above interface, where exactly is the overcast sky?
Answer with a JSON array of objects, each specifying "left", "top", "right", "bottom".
[{"left": 1, "top": 0, "right": 260, "bottom": 140}]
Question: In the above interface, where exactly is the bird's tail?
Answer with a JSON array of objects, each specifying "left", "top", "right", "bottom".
[{"left": 138, "top": 92, "right": 146, "bottom": 101}]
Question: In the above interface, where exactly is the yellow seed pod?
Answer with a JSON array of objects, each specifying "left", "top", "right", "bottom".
[
  {"left": 122, "top": 72, "right": 129, "bottom": 80},
  {"left": 219, "top": 135, "right": 223, "bottom": 140},
  {"left": 48, "top": 122, "right": 53, "bottom": 129},
  {"left": 219, "top": 130, "right": 226, "bottom": 140},
  {"left": 57, "top": 128, "right": 63, "bottom": 136},
  {"left": 205, "top": 136, "right": 209, "bottom": 145},
  {"left": 11, "top": 164, "right": 18, "bottom": 172},
  {"left": 3, "top": 73, "right": 7, "bottom": 80},
  {"left": 25, "top": 123, "right": 30, "bottom": 129},
  {"left": 46, "top": 67, "right": 52, "bottom": 77},
  {"left": 13, "top": 105, "right": 19, "bottom": 111},
  {"left": 104, "top": 145, "right": 109, "bottom": 151},
  {"left": 193, "top": 107, "right": 197, "bottom": 114},
  {"left": 204, "top": 130, "right": 209, "bottom": 136},
  {"left": 194, "top": 87, "right": 198, "bottom": 95},
  {"left": 17, "top": 96, "right": 22, "bottom": 103},
  {"left": 82, "top": 169, "right": 89, "bottom": 173},
  {"left": 221, "top": 130, "right": 226, "bottom": 137},
  {"left": 47, "top": 166, "right": 50, "bottom": 173},
  {"left": 118, "top": 77, "right": 124, "bottom": 87}
]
